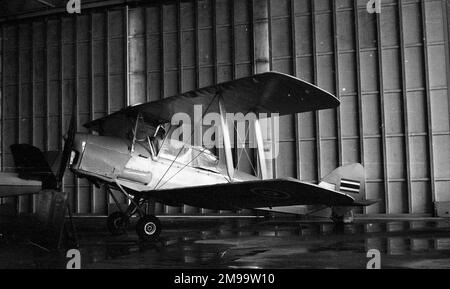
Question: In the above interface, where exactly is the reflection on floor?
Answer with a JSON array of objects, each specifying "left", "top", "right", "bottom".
[{"left": 1, "top": 216, "right": 450, "bottom": 268}]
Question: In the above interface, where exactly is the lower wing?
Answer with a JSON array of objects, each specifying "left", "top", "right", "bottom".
[
  {"left": 141, "top": 178, "right": 365, "bottom": 211},
  {"left": 0, "top": 173, "right": 41, "bottom": 198}
]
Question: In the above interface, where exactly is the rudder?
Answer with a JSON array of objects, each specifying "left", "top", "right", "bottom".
[
  {"left": 10, "top": 144, "right": 57, "bottom": 189},
  {"left": 319, "top": 163, "right": 367, "bottom": 223}
]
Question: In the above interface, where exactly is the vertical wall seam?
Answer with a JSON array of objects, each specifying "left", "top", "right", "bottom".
[
  {"left": 213, "top": 0, "right": 222, "bottom": 215},
  {"left": 232, "top": 1, "right": 239, "bottom": 175},
  {"left": 90, "top": 13, "right": 95, "bottom": 214},
  {"left": 105, "top": 10, "right": 110, "bottom": 213},
  {"left": 193, "top": 0, "right": 203, "bottom": 215},
  {"left": 159, "top": 2, "right": 169, "bottom": 213},
  {"left": 194, "top": 0, "right": 200, "bottom": 88},
  {"left": 30, "top": 21, "right": 35, "bottom": 212},
  {"left": 74, "top": 16, "right": 79, "bottom": 213},
  {"left": 332, "top": 0, "right": 343, "bottom": 167},
  {"left": 0, "top": 24, "right": 3, "bottom": 206},
  {"left": 59, "top": 17, "right": 65, "bottom": 209},
  {"left": 290, "top": 0, "right": 297, "bottom": 77},
  {"left": 212, "top": 0, "right": 218, "bottom": 84},
  {"left": 267, "top": 0, "right": 277, "bottom": 179},
  {"left": 311, "top": 0, "right": 321, "bottom": 181},
  {"left": 16, "top": 24, "right": 21, "bottom": 145},
  {"left": 16, "top": 24, "right": 21, "bottom": 213},
  {"left": 177, "top": 0, "right": 182, "bottom": 94},
  {"left": 375, "top": 11, "right": 390, "bottom": 213},
  {"left": 144, "top": 7, "right": 149, "bottom": 102},
  {"left": 143, "top": 6, "right": 153, "bottom": 214},
  {"left": 0, "top": 25, "right": 3, "bottom": 173},
  {"left": 444, "top": 0, "right": 450, "bottom": 132},
  {"left": 397, "top": 0, "right": 413, "bottom": 213},
  {"left": 30, "top": 21, "right": 34, "bottom": 146},
  {"left": 290, "top": 0, "right": 301, "bottom": 180},
  {"left": 420, "top": 0, "right": 436, "bottom": 204},
  {"left": 105, "top": 10, "right": 110, "bottom": 115},
  {"left": 353, "top": 0, "right": 365, "bottom": 166},
  {"left": 230, "top": 0, "right": 239, "bottom": 172},
  {"left": 17, "top": 24, "right": 20, "bottom": 145},
  {"left": 90, "top": 14, "right": 94, "bottom": 122},
  {"left": 231, "top": 0, "right": 236, "bottom": 79},
  {"left": 159, "top": 4, "right": 165, "bottom": 99},
  {"left": 124, "top": 5, "right": 129, "bottom": 107},
  {"left": 44, "top": 19, "right": 49, "bottom": 153},
  {"left": 250, "top": 0, "right": 256, "bottom": 75},
  {"left": 267, "top": 0, "right": 272, "bottom": 72},
  {"left": 176, "top": 0, "right": 186, "bottom": 215},
  {"left": 353, "top": 0, "right": 366, "bottom": 212}
]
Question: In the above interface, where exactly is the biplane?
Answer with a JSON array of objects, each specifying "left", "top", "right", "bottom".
[{"left": 5, "top": 72, "right": 377, "bottom": 241}]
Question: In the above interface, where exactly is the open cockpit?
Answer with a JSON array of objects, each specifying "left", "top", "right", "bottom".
[{"left": 130, "top": 115, "right": 220, "bottom": 174}]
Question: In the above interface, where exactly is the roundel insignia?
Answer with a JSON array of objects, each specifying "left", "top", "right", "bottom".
[{"left": 250, "top": 188, "right": 292, "bottom": 200}]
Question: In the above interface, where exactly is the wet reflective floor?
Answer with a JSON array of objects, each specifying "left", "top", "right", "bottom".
[{"left": 1, "top": 217, "right": 450, "bottom": 269}]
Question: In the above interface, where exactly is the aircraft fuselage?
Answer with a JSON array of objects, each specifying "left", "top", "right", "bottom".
[{"left": 70, "top": 133, "right": 257, "bottom": 193}]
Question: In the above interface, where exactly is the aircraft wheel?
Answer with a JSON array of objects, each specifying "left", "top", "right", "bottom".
[
  {"left": 107, "top": 212, "right": 129, "bottom": 235},
  {"left": 136, "top": 215, "right": 161, "bottom": 242}
]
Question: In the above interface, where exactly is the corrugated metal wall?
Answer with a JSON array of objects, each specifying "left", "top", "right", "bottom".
[{"left": 0, "top": 0, "right": 449, "bottom": 216}]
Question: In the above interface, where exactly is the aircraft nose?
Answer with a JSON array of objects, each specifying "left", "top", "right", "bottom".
[
  {"left": 70, "top": 133, "right": 89, "bottom": 167},
  {"left": 73, "top": 133, "right": 88, "bottom": 152}
]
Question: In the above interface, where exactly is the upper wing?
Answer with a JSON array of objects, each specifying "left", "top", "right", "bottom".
[
  {"left": 141, "top": 178, "right": 356, "bottom": 210},
  {"left": 84, "top": 72, "right": 339, "bottom": 134}
]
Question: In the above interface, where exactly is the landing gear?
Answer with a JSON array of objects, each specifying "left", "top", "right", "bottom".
[
  {"left": 136, "top": 215, "right": 161, "bottom": 242},
  {"left": 105, "top": 184, "right": 162, "bottom": 242},
  {"left": 107, "top": 211, "right": 129, "bottom": 235}
]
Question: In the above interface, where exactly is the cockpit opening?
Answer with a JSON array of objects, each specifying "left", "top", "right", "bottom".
[{"left": 131, "top": 115, "right": 219, "bottom": 173}]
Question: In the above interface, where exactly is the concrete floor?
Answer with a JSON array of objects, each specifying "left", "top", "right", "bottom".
[{"left": 1, "top": 216, "right": 450, "bottom": 269}]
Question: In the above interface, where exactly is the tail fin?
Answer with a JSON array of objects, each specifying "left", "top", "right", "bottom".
[
  {"left": 319, "top": 163, "right": 364, "bottom": 199},
  {"left": 319, "top": 164, "right": 378, "bottom": 222},
  {"left": 10, "top": 144, "right": 57, "bottom": 189},
  {"left": 319, "top": 163, "right": 378, "bottom": 206}
]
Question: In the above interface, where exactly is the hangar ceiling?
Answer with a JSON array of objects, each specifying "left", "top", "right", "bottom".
[{"left": 0, "top": 0, "right": 449, "bottom": 216}]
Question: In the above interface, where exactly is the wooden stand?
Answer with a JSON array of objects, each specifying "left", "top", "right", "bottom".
[{"left": 31, "top": 190, "right": 78, "bottom": 251}]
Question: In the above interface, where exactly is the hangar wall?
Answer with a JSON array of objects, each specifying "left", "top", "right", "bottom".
[{"left": 0, "top": 0, "right": 449, "bottom": 216}]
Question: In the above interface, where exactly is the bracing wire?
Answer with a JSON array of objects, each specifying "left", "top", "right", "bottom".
[
  {"left": 152, "top": 92, "right": 219, "bottom": 190},
  {"left": 234, "top": 123, "right": 258, "bottom": 177}
]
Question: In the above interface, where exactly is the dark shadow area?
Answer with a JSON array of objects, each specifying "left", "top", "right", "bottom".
[{"left": 1, "top": 216, "right": 450, "bottom": 268}]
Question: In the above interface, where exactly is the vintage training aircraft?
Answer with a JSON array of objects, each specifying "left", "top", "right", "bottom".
[{"left": 5, "top": 72, "right": 378, "bottom": 241}]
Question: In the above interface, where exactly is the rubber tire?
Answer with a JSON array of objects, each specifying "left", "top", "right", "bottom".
[
  {"left": 107, "top": 212, "right": 129, "bottom": 235},
  {"left": 136, "top": 215, "right": 161, "bottom": 242}
]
